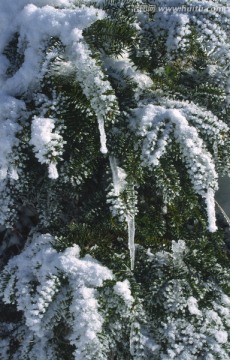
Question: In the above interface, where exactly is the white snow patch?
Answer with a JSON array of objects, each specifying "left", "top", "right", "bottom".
[
  {"left": 215, "top": 330, "right": 228, "bottom": 344},
  {"left": 113, "top": 279, "right": 134, "bottom": 307},
  {"left": 187, "top": 296, "right": 202, "bottom": 316},
  {"left": 131, "top": 105, "right": 218, "bottom": 233},
  {"left": 30, "top": 117, "right": 63, "bottom": 178}
]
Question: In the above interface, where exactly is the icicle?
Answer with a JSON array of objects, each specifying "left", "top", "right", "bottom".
[
  {"left": 109, "top": 156, "right": 127, "bottom": 196},
  {"left": 109, "top": 157, "right": 136, "bottom": 269},
  {"left": 205, "top": 188, "right": 217, "bottom": 232},
  {"left": 109, "top": 156, "right": 119, "bottom": 195},
  {"left": 97, "top": 117, "right": 108, "bottom": 154},
  {"left": 126, "top": 215, "right": 135, "bottom": 271}
]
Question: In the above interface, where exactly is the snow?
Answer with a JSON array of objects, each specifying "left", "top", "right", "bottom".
[
  {"left": 30, "top": 117, "right": 63, "bottom": 178},
  {"left": 215, "top": 330, "right": 228, "bottom": 344},
  {"left": 0, "top": 0, "right": 228, "bottom": 272},
  {"left": 104, "top": 51, "right": 153, "bottom": 99},
  {"left": 97, "top": 117, "right": 108, "bottom": 154},
  {"left": 1, "top": 4, "right": 106, "bottom": 96},
  {"left": 113, "top": 279, "right": 134, "bottom": 307},
  {"left": 0, "top": 94, "right": 24, "bottom": 180},
  {"left": 0, "top": 0, "right": 230, "bottom": 359},
  {"left": 0, "top": 233, "right": 114, "bottom": 358},
  {"left": 0, "top": 0, "right": 114, "bottom": 183},
  {"left": 48, "top": 162, "right": 59, "bottom": 179},
  {"left": 221, "top": 294, "right": 230, "bottom": 306},
  {"left": 187, "top": 296, "right": 202, "bottom": 317},
  {"left": 205, "top": 188, "right": 217, "bottom": 232},
  {"left": 131, "top": 105, "right": 219, "bottom": 232}
]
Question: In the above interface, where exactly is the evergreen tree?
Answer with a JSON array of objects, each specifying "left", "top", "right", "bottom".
[{"left": 0, "top": 0, "right": 230, "bottom": 359}]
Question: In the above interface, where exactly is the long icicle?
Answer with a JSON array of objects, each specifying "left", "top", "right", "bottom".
[
  {"left": 109, "top": 156, "right": 136, "bottom": 270},
  {"left": 109, "top": 156, "right": 121, "bottom": 195},
  {"left": 126, "top": 215, "right": 135, "bottom": 271}
]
